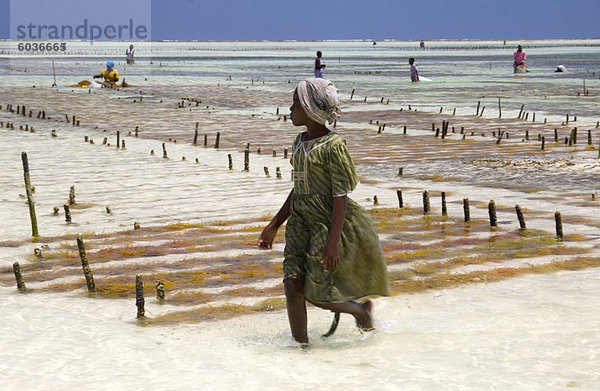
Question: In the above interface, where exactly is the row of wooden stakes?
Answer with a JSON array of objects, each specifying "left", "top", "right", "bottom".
[
  {"left": 11, "top": 236, "right": 153, "bottom": 319},
  {"left": 10, "top": 188, "right": 568, "bottom": 322},
  {"left": 399, "top": 189, "right": 565, "bottom": 239}
]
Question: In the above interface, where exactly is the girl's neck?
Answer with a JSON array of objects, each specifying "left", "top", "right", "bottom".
[{"left": 304, "top": 123, "right": 330, "bottom": 140}]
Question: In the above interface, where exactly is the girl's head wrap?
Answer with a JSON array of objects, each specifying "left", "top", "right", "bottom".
[{"left": 296, "top": 78, "right": 342, "bottom": 125}]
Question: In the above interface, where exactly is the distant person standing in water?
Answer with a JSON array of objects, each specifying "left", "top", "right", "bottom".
[
  {"left": 409, "top": 57, "right": 419, "bottom": 82},
  {"left": 314, "top": 51, "right": 326, "bottom": 78},
  {"left": 513, "top": 44, "right": 527, "bottom": 73},
  {"left": 126, "top": 44, "right": 135, "bottom": 65},
  {"left": 420, "top": 40, "right": 425, "bottom": 48}
]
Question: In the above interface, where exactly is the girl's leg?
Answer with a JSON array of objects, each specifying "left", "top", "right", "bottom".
[
  {"left": 284, "top": 278, "right": 308, "bottom": 343},
  {"left": 314, "top": 300, "right": 374, "bottom": 331}
]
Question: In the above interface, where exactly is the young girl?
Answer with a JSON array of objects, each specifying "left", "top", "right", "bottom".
[{"left": 257, "top": 78, "right": 389, "bottom": 344}]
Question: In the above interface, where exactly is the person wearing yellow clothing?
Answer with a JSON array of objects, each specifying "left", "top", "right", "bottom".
[{"left": 93, "top": 60, "right": 119, "bottom": 87}]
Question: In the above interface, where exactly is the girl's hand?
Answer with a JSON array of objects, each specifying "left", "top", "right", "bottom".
[
  {"left": 257, "top": 225, "right": 278, "bottom": 250},
  {"left": 321, "top": 239, "right": 340, "bottom": 271}
]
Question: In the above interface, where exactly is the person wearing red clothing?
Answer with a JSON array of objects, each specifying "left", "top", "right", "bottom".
[{"left": 314, "top": 51, "right": 326, "bottom": 78}]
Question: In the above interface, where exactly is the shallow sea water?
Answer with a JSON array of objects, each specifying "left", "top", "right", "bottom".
[
  {"left": 1, "top": 39, "right": 600, "bottom": 390},
  {"left": 1, "top": 269, "right": 599, "bottom": 390}
]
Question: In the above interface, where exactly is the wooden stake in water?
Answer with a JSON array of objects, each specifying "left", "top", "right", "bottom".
[
  {"left": 136, "top": 275, "right": 145, "bottom": 318},
  {"left": 555, "top": 211, "right": 563, "bottom": 240},
  {"left": 498, "top": 97, "right": 502, "bottom": 118},
  {"left": 463, "top": 198, "right": 470, "bottom": 222},
  {"left": 488, "top": 200, "right": 497, "bottom": 227},
  {"left": 423, "top": 191, "right": 430, "bottom": 214},
  {"left": 162, "top": 143, "right": 168, "bottom": 159},
  {"left": 518, "top": 104, "right": 524, "bottom": 119},
  {"left": 515, "top": 205, "right": 526, "bottom": 230},
  {"left": 52, "top": 59, "right": 57, "bottom": 86},
  {"left": 193, "top": 123, "right": 198, "bottom": 145},
  {"left": 441, "top": 192, "right": 447, "bottom": 216},
  {"left": 13, "top": 262, "right": 26, "bottom": 290},
  {"left": 69, "top": 185, "right": 76, "bottom": 205},
  {"left": 215, "top": 132, "right": 220, "bottom": 148},
  {"left": 116, "top": 131, "right": 120, "bottom": 149},
  {"left": 244, "top": 146, "right": 250, "bottom": 171},
  {"left": 156, "top": 281, "right": 165, "bottom": 301},
  {"left": 77, "top": 236, "right": 96, "bottom": 293},
  {"left": 228, "top": 154, "right": 233, "bottom": 170},
  {"left": 396, "top": 190, "right": 403, "bottom": 208},
  {"left": 476, "top": 101, "right": 480, "bottom": 116},
  {"left": 21, "top": 152, "right": 39, "bottom": 237},
  {"left": 63, "top": 204, "right": 71, "bottom": 223}
]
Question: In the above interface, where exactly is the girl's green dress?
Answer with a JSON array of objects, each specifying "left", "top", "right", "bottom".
[{"left": 284, "top": 131, "right": 390, "bottom": 303}]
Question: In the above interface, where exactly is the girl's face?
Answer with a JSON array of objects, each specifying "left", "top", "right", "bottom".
[{"left": 290, "top": 89, "right": 309, "bottom": 126}]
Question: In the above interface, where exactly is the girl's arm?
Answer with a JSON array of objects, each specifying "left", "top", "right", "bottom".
[
  {"left": 257, "top": 189, "right": 293, "bottom": 249},
  {"left": 321, "top": 195, "right": 347, "bottom": 271}
]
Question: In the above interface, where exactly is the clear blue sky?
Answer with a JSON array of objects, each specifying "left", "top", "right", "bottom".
[{"left": 1, "top": 0, "right": 599, "bottom": 41}]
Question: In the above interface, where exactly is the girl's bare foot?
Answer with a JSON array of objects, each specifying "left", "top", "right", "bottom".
[{"left": 355, "top": 300, "right": 375, "bottom": 332}]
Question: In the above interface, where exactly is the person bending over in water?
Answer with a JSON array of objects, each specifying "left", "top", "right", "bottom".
[
  {"left": 513, "top": 44, "right": 527, "bottom": 73},
  {"left": 257, "top": 78, "right": 390, "bottom": 345},
  {"left": 93, "top": 60, "right": 120, "bottom": 87}
]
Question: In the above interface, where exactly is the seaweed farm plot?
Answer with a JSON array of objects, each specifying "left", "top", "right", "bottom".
[
  {"left": 2, "top": 199, "right": 599, "bottom": 325},
  {"left": 2, "top": 67, "right": 600, "bottom": 327},
  {"left": 2, "top": 39, "right": 600, "bottom": 327}
]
